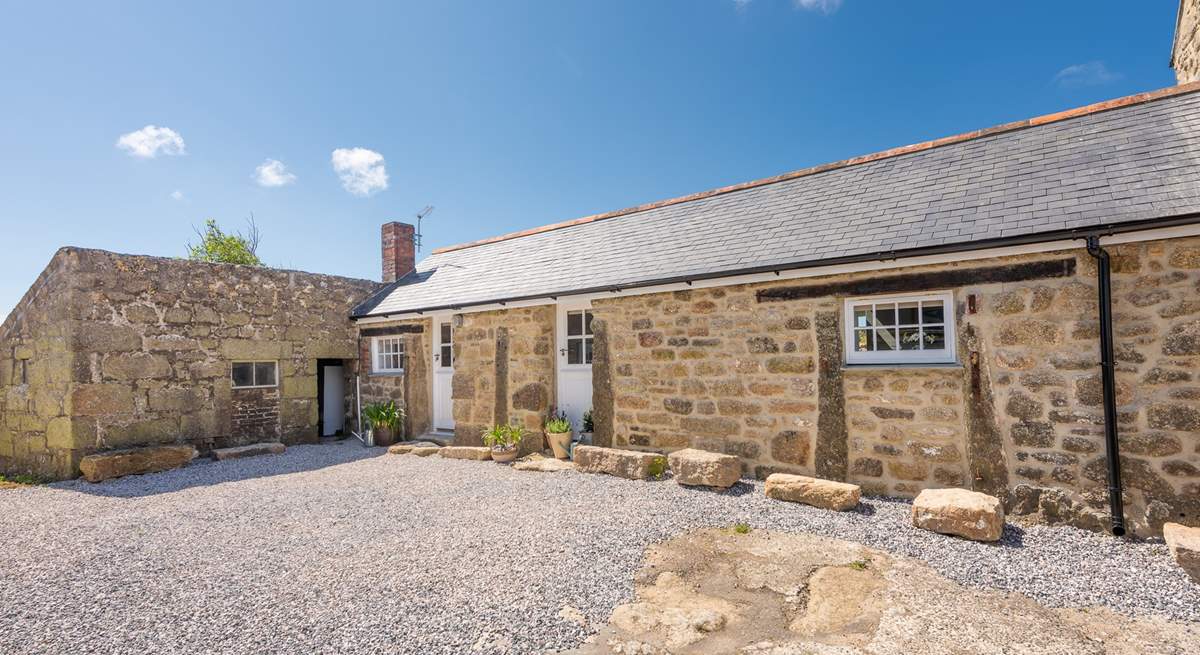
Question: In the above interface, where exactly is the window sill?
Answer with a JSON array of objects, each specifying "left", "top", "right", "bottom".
[
  {"left": 842, "top": 362, "right": 963, "bottom": 371},
  {"left": 232, "top": 385, "right": 280, "bottom": 390},
  {"left": 371, "top": 371, "right": 405, "bottom": 377}
]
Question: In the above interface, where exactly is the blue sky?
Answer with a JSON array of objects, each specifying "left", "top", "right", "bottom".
[{"left": 0, "top": 1, "right": 1183, "bottom": 317}]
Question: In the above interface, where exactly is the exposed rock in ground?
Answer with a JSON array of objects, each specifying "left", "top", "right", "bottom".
[
  {"left": 668, "top": 448, "right": 741, "bottom": 489},
  {"left": 438, "top": 446, "right": 492, "bottom": 461},
  {"left": 575, "top": 446, "right": 668, "bottom": 480},
  {"left": 569, "top": 528, "right": 1200, "bottom": 655},
  {"left": 763, "top": 474, "right": 860, "bottom": 511},
  {"left": 911, "top": 487, "right": 1005, "bottom": 542},
  {"left": 211, "top": 442, "right": 285, "bottom": 461},
  {"left": 513, "top": 455, "right": 577, "bottom": 472},
  {"left": 79, "top": 445, "right": 197, "bottom": 482},
  {"left": 387, "top": 441, "right": 441, "bottom": 455},
  {"left": 1164, "top": 522, "right": 1200, "bottom": 582}
]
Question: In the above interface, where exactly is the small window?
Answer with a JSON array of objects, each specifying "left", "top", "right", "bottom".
[
  {"left": 566, "top": 309, "right": 594, "bottom": 365},
  {"left": 372, "top": 337, "right": 405, "bottom": 374},
  {"left": 231, "top": 361, "right": 278, "bottom": 388},
  {"left": 438, "top": 322, "right": 453, "bottom": 368},
  {"left": 844, "top": 292, "right": 955, "bottom": 365}
]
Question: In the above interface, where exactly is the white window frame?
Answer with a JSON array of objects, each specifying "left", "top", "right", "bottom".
[
  {"left": 371, "top": 336, "right": 405, "bottom": 374},
  {"left": 562, "top": 308, "right": 595, "bottom": 368},
  {"left": 843, "top": 291, "right": 957, "bottom": 366},
  {"left": 231, "top": 360, "right": 279, "bottom": 389}
]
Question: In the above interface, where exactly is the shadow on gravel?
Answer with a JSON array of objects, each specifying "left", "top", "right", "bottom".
[
  {"left": 47, "top": 442, "right": 387, "bottom": 499},
  {"left": 996, "top": 524, "right": 1027, "bottom": 548}
]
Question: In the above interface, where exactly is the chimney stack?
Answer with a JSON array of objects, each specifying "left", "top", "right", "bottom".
[{"left": 381, "top": 222, "right": 416, "bottom": 283}]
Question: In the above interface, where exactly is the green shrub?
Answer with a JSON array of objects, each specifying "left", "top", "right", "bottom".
[
  {"left": 482, "top": 423, "right": 526, "bottom": 450},
  {"left": 733, "top": 522, "right": 752, "bottom": 535},
  {"left": 544, "top": 411, "right": 572, "bottom": 434},
  {"left": 582, "top": 409, "right": 594, "bottom": 433},
  {"left": 363, "top": 401, "right": 403, "bottom": 431}
]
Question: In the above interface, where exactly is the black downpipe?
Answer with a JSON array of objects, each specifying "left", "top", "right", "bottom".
[{"left": 1085, "top": 236, "right": 1127, "bottom": 537}]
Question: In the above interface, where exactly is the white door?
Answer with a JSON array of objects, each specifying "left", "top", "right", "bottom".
[
  {"left": 556, "top": 301, "right": 594, "bottom": 433},
  {"left": 432, "top": 318, "right": 455, "bottom": 431},
  {"left": 322, "top": 365, "right": 344, "bottom": 436}
]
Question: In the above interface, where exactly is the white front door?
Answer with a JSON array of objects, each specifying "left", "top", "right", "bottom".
[
  {"left": 556, "top": 301, "right": 594, "bottom": 433},
  {"left": 321, "top": 364, "right": 344, "bottom": 436},
  {"left": 432, "top": 317, "right": 455, "bottom": 431}
]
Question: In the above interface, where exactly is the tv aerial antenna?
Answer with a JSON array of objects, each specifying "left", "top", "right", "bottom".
[{"left": 414, "top": 205, "right": 434, "bottom": 251}]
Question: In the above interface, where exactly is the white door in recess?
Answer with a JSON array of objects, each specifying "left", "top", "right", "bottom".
[
  {"left": 556, "top": 301, "right": 594, "bottom": 433},
  {"left": 432, "top": 318, "right": 455, "bottom": 431},
  {"left": 321, "top": 364, "right": 344, "bottom": 436}
]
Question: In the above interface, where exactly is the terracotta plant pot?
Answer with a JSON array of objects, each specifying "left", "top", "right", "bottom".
[
  {"left": 546, "top": 430, "right": 573, "bottom": 459},
  {"left": 491, "top": 447, "right": 519, "bottom": 463}
]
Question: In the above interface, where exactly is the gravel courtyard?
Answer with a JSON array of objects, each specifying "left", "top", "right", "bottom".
[{"left": 2, "top": 441, "right": 1198, "bottom": 654}]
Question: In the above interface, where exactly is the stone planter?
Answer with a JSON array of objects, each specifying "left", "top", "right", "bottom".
[
  {"left": 491, "top": 446, "right": 520, "bottom": 463},
  {"left": 546, "top": 430, "right": 573, "bottom": 459}
]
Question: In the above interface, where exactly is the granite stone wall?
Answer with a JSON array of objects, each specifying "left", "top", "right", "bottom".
[
  {"left": 591, "top": 236, "right": 1200, "bottom": 536},
  {"left": 357, "top": 318, "right": 431, "bottom": 439},
  {"left": 0, "top": 247, "right": 379, "bottom": 479},
  {"left": 1175, "top": 0, "right": 1200, "bottom": 84},
  {"left": 451, "top": 306, "right": 556, "bottom": 454}
]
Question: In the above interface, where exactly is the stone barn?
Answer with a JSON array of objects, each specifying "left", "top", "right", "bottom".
[
  {"left": 351, "top": 84, "right": 1200, "bottom": 536},
  {"left": 0, "top": 248, "right": 378, "bottom": 479}
]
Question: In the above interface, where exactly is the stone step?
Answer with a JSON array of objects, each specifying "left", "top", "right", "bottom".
[
  {"left": 388, "top": 442, "right": 442, "bottom": 456},
  {"left": 79, "top": 445, "right": 198, "bottom": 483},
  {"left": 911, "top": 488, "right": 1005, "bottom": 542},
  {"left": 764, "top": 473, "right": 861, "bottom": 511},
  {"left": 574, "top": 445, "right": 667, "bottom": 481},
  {"left": 211, "top": 442, "right": 286, "bottom": 461},
  {"left": 667, "top": 448, "right": 741, "bottom": 489},
  {"left": 438, "top": 446, "right": 492, "bottom": 461}
]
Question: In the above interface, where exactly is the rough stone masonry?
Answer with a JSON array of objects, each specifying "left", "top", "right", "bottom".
[{"left": 0, "top": 248, "right": 379, "bottom": 479}]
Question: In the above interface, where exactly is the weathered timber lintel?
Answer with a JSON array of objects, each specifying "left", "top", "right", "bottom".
[{"left": 756, "top": 258, "right": 1076, "bottom": 303}]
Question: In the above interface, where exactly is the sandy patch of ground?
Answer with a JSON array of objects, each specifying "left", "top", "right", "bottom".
[{"left": 572, "top": 528, "right": 1200, "bottom": 655}]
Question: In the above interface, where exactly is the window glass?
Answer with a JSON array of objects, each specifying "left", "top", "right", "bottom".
[
  {"left": 440, "top": 323, "right": 452, "bottom": 344},
  {"left": 567, "top": 338, "right": 582, "bottom": 365},
  {"left": 584, "top": 338, "right": 594, "bottom": 364},
  {"left": 567, "top": 311, "right": 583, "bottom": 336},
  {"left": 844, "top": 295, "right": 954, "bottom": 364},
  {"left": 374, "top": 337, "right": 404, "bottom": 373},
  {"left": 254, "top": 362, "right": 276, "bottom": 386},
  {"left": 584, "top": 310, "right": 594, "bottom": 335},
  {"left": 440, "top": 345, "right": 452, "bottom": 367},
  {"left": 232, "top": 362, "right": 254, "bottom": 387},
  {"left": 232, "top": 361, "right": 277, "bottom": 388}
]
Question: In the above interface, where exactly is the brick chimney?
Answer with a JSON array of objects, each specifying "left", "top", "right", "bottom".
[{"left": 381, "top": 221, "right": 416, "bottom": 283}]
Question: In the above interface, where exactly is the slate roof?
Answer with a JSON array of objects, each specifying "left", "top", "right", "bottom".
[{"left": 353, "top": 84, "right": 1200, "bottom": 318}]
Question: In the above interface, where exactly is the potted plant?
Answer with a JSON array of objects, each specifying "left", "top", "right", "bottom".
[
  {"left": 578, "top": 409, "right": 594, "bottom": 445},
  {"left": 482, "top": 423, "right": 525, "bottom": 463},
  {"left": 363, "top": 401, "right": 403, "bottom": 447},
  {"left": 544, "top": 411, "right": 573, "bottom": 459}
]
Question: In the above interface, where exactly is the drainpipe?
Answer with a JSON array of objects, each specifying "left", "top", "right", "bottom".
[{"left": 1085, "top": 235, "right": 1126, "bottom": 537}]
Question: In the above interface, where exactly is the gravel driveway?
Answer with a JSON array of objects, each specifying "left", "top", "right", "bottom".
[{"left": 1, "top": 441, "right": 1197, "bottom": 654}]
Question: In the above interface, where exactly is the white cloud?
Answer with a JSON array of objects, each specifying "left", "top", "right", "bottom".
[
  {"left": 331, "top": 147, "right": 388, "bottom": 197},
  {"left": 735, "top": 0, "right": 842, "bottom": 13},
  {"left": 116, "top": 125, "right": 186, "bottom": 158},
  {"left": 793, "top": 0, "right": 842, "bottom": 12},
  {"left": 169, "top": 190, "right": 184, "bottom": 201},
  {"left": 1053, "top": 61, "right": 1121, "bottom": 88},
  {"left": 254, "top": 159, "right": 297, "bottom": 187}
]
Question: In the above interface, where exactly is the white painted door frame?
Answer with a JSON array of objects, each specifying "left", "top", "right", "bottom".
[
  {"left": 431, "top": 313, "right": 455, "bottom": 431},
  {"left": 555, "top": 299, "right": 594, "bottom": 434}
]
